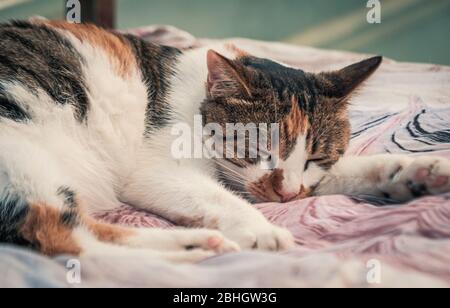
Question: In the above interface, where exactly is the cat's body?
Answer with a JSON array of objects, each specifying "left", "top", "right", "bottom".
[{"left": 0, "top": 21, "right": 449, "bottom": 261}]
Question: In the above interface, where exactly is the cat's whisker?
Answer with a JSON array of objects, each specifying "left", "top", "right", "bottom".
[
  {"left": 217, "top": 171, "right": 246, "bottom": 185},
  {"left": 215, "top": 160, "right": 246, "bottom": 181}
]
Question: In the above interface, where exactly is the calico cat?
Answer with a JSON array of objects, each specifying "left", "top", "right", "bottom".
[{"left": 0, "top": 20, "right": 449, "bottom": 261}]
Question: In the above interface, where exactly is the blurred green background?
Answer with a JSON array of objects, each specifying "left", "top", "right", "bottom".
[{"left": 0, "top": 0, "right": 449, "bottom": 65}]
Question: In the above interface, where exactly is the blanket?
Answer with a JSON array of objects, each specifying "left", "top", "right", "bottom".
[{"left": 1, "top": 25, "right": 449, "bottom": 288}]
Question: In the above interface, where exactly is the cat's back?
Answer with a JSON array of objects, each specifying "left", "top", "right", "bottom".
[
  {"left": 0, "top": 20, "right": 181, "bottom": 131},
  {"left": 0, "top": 20, "right": 184, "bottom": 192},
  {"left": 0, "top": 20, "right": 93, "bottom": 122}
]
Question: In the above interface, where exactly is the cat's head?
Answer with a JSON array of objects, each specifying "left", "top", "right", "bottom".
[{"left": 201, "top": 49, "right": 382, "bottom": 203}]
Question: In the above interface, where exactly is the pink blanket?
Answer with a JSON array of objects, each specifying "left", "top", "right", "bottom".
[{"left": 96, "top": 26, "right": 450, "bottom": 287}]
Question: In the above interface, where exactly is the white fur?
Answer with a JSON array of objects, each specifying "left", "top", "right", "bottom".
[{"left": 278, "top": 135, "right": 307, "bottom": 196}]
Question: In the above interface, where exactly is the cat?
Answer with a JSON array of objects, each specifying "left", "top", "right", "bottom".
[{"left": 0, "top": 20, "right": 449, "bottom": 262}]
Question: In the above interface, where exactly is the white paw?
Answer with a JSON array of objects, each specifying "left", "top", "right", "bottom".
[
  {"left": 130, "top": 228, "right": 240, "bottom": 254},
  {"left": 383, "top": 156, "right": 450, "bottom": 201},
  {"left": 223, "top": 222, "right": 295, "bottom": 251},
  {"left": 154, "top": 230, "right": 240, "bottom": 263}
]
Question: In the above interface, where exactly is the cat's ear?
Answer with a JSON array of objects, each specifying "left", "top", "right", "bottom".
[
  {"left": 318, "top": 56, "right": 382, "bottom": 100},
  {"left": 207, "top": 50, "right": 252, "bottom": 99}
]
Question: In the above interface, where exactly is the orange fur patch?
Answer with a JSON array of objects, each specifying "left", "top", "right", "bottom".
[
  {"left": 285, "top": 96, "right": 309, "bottom": 137},
  {"left": 248, "top": 169, "right": 313, "bottom": 203},
  {"left": 83, "top": 216, "right": 134, "bottom": 244},
  {"left": 19, "top": 203, "right": 82, "bottom": 256},
  {"left": 279, "top": 96, "right": 310, "bottom": 159},
  {"left": 41, "top": 21, "right": 136, "bottom": 77},
  {"left": 247, "top": 169, "right": 284, "bottom": 202}
]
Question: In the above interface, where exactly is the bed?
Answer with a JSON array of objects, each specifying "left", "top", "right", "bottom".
[{"left": 1, "top": 25, "right": 449, "bottom": 288}]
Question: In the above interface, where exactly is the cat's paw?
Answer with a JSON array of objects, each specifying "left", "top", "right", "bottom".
[
  {"left": 177, "top": 229, "right": 241, "bottom": 254},
  {"left": 384, "top": 156, "right": 450, "bottom": 201},
  {"left": 132, "top": 228, "right": 240, "bottom": 254},
  {"left": 223, "top": 223, "right": 295, "bottom": 251},
  {"left": 155, "top": 230, "right": 240, "bottom": 263}
]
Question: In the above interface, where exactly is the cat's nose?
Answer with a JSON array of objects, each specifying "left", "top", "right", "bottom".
[{"left": 274, "top": 187, "right": 298, "bottom": 203}]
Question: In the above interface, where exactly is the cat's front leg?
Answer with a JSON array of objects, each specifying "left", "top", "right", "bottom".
[
  {"left": 211, "top": 196, "right": 295, "bottom": 251},
  {"left": 317, "top": 154, "right": 450, "bottom": 202},
  {"left": 121, "top": 164, "right": 295, "bottom": 251}
]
